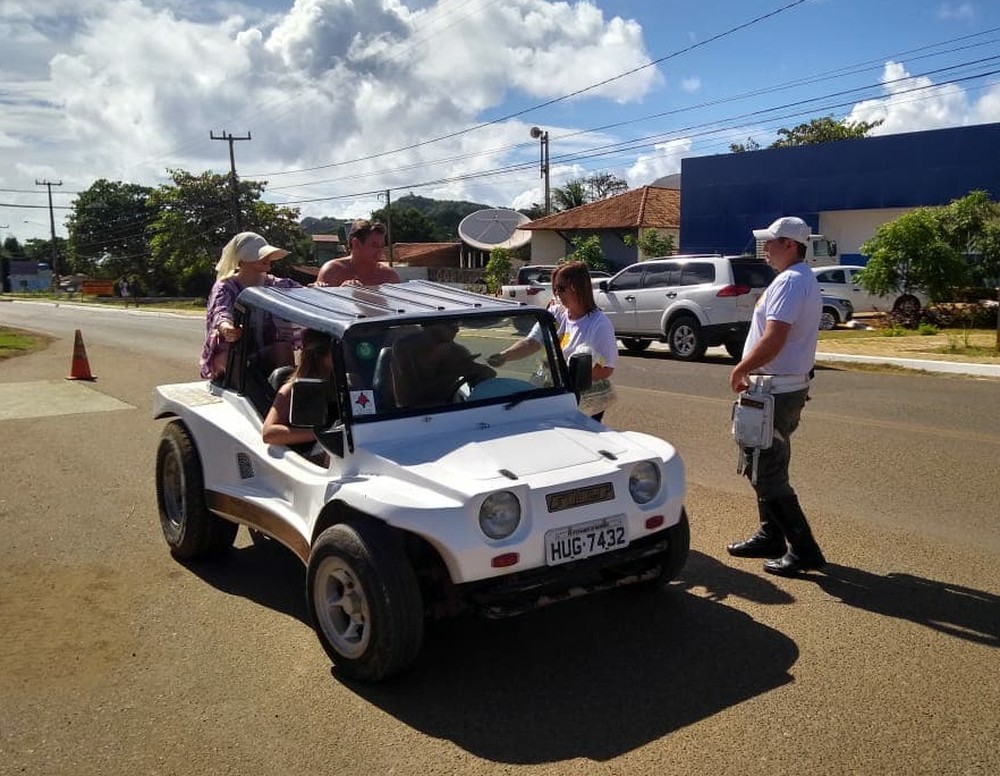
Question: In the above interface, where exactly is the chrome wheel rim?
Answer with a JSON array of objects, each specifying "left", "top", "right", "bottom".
[
  {"left": 314, "top": 556, "right": 371, "bottom": 659},
  {"left": 160, "top": 441, "right": 185, "bottom": 538},
  {"left": 673, "top": 325, "right": 696, "bottom": 356}
]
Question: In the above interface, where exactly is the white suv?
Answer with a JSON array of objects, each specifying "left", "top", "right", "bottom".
[{"left": 596, "top": 255, "right": 775, "bottom": 361}]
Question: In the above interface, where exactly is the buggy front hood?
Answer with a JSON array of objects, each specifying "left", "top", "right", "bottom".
[{"left": 359, "top": 421, "right": 638, "bottom": 484}]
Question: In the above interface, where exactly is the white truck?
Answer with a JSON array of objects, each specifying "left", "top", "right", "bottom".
[
  {"left": 501, "top": 264, "right": 612, "bottom": 310},
  {"left": 756, "top": 233, "right": 838, "bottom": 267}
]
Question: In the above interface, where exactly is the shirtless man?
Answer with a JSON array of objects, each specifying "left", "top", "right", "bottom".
[{"left": 315, "top": 219, "right": 400, "bottom": 287}]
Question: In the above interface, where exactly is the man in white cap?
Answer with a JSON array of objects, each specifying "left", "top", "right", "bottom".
[{"left": 726, "top": 216, "right": 826, "bottom": 576}]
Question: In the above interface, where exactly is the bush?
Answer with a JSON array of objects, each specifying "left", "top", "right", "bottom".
[{"left": 922, "top": 302, "right": 998, "bottom": 329}]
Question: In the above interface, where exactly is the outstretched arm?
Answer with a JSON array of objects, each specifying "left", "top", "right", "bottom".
[{"left": 262, "top": 385, "right": 317, "bottom": 446}]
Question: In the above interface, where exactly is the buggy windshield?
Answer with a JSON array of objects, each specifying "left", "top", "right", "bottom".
[{"left": 341, "top": 313, "right": 567, "bottom": 419}]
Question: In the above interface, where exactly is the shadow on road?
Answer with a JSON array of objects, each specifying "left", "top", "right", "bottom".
[
  {"left": 187, "top": 544, "right": 802, "bottom": 762},
  {"left": 618, "top": 346, "right": 737, "bottom": 366},
  {"left": 347, "top": 550, "right": 797, "bottom": 764},
  {"left": 812, "top": 564, "right": 1000, "bottom": 647},
  {"left": 184, "top": 537, "right": 309, "bottom": 624}
]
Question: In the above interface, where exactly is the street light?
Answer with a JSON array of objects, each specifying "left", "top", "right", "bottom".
[{"left": 530, "top": 126, "right": 550, "bottom": 215}]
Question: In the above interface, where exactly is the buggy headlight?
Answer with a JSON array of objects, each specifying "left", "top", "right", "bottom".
[
  {"left": 629, "top": 461, "right": 661, "bottom": 504},
  {"left": 479, "top": 491, "right": 521, "bottom": 539}
]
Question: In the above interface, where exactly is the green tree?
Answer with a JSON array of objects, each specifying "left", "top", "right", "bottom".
[
  {"left": 66, "top": 179, "right": 157, "bottom": 282},
  {"left": 858, "top": 208, "right": 967, "bottom": 304},
  {"left": 552, "top": 180, "right": 587, "bottom": 212},
  {"left": 624, "top": 228, "right": 675, "bottom": 259},
  {"left": 729, "top": 137, "right": 761, "bottom": 153},
  {"left": 147, "top": 170, "right": 303, "bottom": 296},
  {"left": 731, "top": 115, "right": 883, "bottom": 153},
  {"left": 370, "top": 205, "right": 443, "bottom": 242},
  {"left": 584, "top": 172, "right": 628, "bottom": 201},
  {"left": 568, "top": 235, "right": 610, "bottom": 273},
  {"left": 484, "top": 247, "right": 513, "bottom": 294}
]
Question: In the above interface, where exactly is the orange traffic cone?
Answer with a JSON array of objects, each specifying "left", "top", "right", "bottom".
[{"left": 66, "top": 329, "right": 96, "bottom": 381}]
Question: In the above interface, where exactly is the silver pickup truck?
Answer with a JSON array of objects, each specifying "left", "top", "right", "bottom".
[{"left": 501, "top": 264, "right": 611, "bottom": 310}]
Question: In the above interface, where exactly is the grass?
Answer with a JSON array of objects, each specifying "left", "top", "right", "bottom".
[
  {"left": 1, "top": 291, "right": 206, "bottom": 315},
  {"left": 0, "top": 327, "right": 53, "bottom": 360}
]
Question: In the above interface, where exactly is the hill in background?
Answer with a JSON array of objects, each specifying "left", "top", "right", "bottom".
[{"left": 300, "top": 194, "right": 503, "bottom": 242}]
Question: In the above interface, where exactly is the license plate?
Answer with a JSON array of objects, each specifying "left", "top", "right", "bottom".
[{"left": 545, "top": 516, "right": 628, "bottom": 566}]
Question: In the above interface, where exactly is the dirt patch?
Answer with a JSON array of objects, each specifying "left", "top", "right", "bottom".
[{"left": 0, "top": 562, "right": 139, "bottom": 694}]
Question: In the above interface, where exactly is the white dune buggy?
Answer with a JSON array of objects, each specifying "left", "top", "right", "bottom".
[{"left": 154, "top": 280, "right": 688, "bottom": 681}]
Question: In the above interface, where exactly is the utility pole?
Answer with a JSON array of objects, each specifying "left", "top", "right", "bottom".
[
  {"left": 378, "top": 189, "right": 394, "bottom": 265},
  {"left": 35, "top": 179, "right": 62, "bottom": 291},
  {"left": 530, "top": 127, "right": 551, "bottom": 215},
  {"left": 210, "top": 130, "right": 251, "bottom": 234}
]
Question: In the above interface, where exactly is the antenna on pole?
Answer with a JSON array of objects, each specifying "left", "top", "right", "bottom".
[{"left": 210, "top": 130, "right": 251, "bottom": 234}]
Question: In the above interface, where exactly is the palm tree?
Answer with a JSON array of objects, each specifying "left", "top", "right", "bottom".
[{"left": 552, "top": 180, "right": 587, "bottom": 212}]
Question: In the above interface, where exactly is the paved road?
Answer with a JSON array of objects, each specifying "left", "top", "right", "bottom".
[{"left": 1, "top": 302, "right": 998, "bottom": 776}]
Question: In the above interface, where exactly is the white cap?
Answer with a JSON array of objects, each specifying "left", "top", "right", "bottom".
[
  {"left": 232, "top": 232, "right": 290, "bottom": 263},
  {"left": 752, "top": 216, "right": 811, "bottom": 246}
]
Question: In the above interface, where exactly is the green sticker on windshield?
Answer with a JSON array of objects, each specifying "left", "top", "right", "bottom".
[{"left": 356, "top": 341, "right": 375, "bottom": 360}]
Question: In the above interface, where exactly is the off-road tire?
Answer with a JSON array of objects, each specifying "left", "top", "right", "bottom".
[
  {"left": 155, "top": 421, "right": 237, "bottom": 560},
  {"left": 621, "top": 337, "right": 652, "bottom": 353},
  {"left": 667, "top": 316, "right": 707, "bottom": 362},
  {"left": 307, "top": 520, "right": 424, "bottom": 682}
]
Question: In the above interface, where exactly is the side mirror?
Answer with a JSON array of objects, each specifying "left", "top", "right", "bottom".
[
  {"left": 288, "top": 378, "right": 330, "bottom": 427},
  {"left": 598, "top": 280, "right": 609, "bottom": 292},
  {"left": 567, "top": 353, "right": 593, "bottom": 397}
]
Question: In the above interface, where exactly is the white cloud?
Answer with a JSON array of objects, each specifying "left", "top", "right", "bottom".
[
  {"left": 938, "top": 3, "right": 975, "bottom": 21},
  {"left": 625, "top": 138, "right": 693, "bottom": 187},
  {"left": 0, "top": 0, "right": 661, "bottom": 240},
  {"left": 680, "top": 77, "right": 701, "bottom": 93},
  {"left": 846, "top": 60, "right": 990, "bottom": 135}
]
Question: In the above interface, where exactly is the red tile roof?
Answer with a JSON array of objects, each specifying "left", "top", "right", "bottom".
[{"left": 520, "top": 186, "right": 680, "bottom": 231}]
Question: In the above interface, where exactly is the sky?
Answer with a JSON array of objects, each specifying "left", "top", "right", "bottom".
[{"left": 2, "top": 0, "right": 1000, "bottom": 244}]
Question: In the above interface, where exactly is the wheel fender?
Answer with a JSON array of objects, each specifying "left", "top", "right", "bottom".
[{"left": 661, "top": 304, "right": 707, "bottom": 337}]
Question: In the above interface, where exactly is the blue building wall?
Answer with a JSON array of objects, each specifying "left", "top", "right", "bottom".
[{"left": 679, "top": 122, "right": 1000, "bottom": 255}]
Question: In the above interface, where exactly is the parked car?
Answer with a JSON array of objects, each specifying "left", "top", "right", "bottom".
[
  {"left": 501, "top": 264, "right": 611, "bottom": 311},
  {"left": 596, "top": 255, "right": 775, "bottom": 361},
  {"left": 813, "top": 265, "right": 927, "bottom": 314},
  {"left": 153, "top": 280, "right": 689, "bottom": 682},
  {"left": 820, "top": 295, "right": 854, "bottom": 330}
]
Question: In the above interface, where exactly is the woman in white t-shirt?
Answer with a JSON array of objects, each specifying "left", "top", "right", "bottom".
[{"left": 488, "top": 261, "right": 617, "bottom": 421}]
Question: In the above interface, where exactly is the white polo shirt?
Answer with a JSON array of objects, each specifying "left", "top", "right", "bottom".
[{"left": 743, "top": 261, "right": 821, "bottom": 377}]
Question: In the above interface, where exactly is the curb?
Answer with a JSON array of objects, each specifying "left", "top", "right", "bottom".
[{"left": 815, "top": 351, "right": 1000, "bottom": 378}]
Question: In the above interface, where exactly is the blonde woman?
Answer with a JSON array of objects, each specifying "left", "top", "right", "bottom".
[{"left": 199, "top": 232, "right": 298, "bottom": 380}]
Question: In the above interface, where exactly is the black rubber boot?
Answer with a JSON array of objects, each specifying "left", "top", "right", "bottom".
[
  {"left": 762, "top": 495, "right": 826, "bottom": 576},
  {"left": 727, "top": 499, "right": 787, "bottom": 558}
]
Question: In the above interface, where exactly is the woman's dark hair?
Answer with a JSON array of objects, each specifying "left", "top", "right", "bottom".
[
  {"left": 293, "top": 329, "right": 331, "bottom": 380},
  {"left": 553, "top": 260, "right": 597, "bottom": 313}
]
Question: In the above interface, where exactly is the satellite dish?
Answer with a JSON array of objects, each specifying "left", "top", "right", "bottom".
[{"left": 458, "top": 208, "right": 531, "bottom": 251}]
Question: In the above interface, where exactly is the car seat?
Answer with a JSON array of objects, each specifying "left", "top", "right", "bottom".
[{"left": 268, "top": 365, "right": 296, "bottom": 392}]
